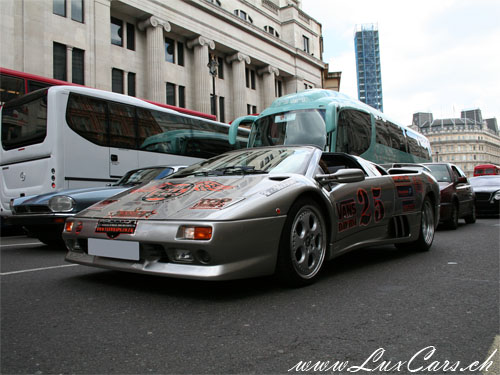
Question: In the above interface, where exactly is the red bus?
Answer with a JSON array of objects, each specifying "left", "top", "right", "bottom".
[
  {"left": 0, "top": 67, "right": 216, "bottom": 120},
  {"left": 473, "top": 164, "right": 500, "bottom": 176}
]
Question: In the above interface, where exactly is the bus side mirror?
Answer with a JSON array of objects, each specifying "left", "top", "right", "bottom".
[
  {"left": 325, "top": 102, "right": 337, "bottom": 133},
  {"left": 228, "top": 115, "right": 257, "bottom": 145}
]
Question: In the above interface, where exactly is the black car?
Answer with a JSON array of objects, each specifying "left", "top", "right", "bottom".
[
  {"left": 423, "top": 163, "right": 476, "bottom": 229},
  {"left": 469, "top": 175, "right": 500, "bottom": 216},
  {"left": 8, "top": 166, "right": 184, "bottom": 246}
]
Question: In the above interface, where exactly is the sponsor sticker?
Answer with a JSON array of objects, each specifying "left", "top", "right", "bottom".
[{"left": 95, "top": 219, "right": 137, "bottom": 239}]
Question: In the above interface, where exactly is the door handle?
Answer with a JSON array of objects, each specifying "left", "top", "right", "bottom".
[{"left": 111, "top": 154, "right": 118, "bottom": 162}]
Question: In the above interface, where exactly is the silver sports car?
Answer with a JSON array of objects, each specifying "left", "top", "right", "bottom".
[{"left": 64, "top": 146, "right": 440, "bottom": 286}]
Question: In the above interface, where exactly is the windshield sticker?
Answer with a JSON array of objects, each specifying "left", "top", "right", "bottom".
[
  {"left": 142, "top": 181, "right": 234, "bottom": 202},
  {"left": 275, "top": 113, "right": 296, "bottom": 123},
  {"left": 95, "top": 219, "right": 137, "bottom": 239},
  {"left": 108, "top": 208, "right": 157, "bottom": 219},
  {"left": 190, "top": 198, "right": 232, "bottom": 210}
]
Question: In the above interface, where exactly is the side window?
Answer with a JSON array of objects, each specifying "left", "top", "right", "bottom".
[
  {"left": 335, "top": 109, "right": 371, "bottom": 156},
  {"left": 108, "top": 102, "right": 137, "bottom": 149},
  {"left": 0, "top": 74, "right": 25, "bottom": 104},
  {"left": 66, "top": 93, "right": 108, "bottom": 146}
]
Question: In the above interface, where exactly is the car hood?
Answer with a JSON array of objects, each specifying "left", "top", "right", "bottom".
[
  {"left": 16, "top": 186, "right": 130, "bottom": 206},
  {"left": 471, "top": 186, "right": 499, "bottom": 194},
  {"left": 77, "top": 175, "right": 301, "bottom": 221}
]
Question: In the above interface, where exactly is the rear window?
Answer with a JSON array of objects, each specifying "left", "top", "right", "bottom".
[{"left": 1, "top": 89, "right": 48, "bottom": 150}]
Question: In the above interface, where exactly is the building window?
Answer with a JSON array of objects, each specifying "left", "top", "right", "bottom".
[
  {"left": 72, "top": 48, "right": 84, "bottom": 84},
  {"left": 205, "top": 0, "right": 221, "bottom": 6},
  {"left": 303, "top": 35, "right": 310, "bottom": 53},
  {"left": 275, "top": 79, "right": 282, "bottom": 97},
  {"left": 111, "top": 17, "right": 123, "bottom": 46},
  {"left": 53, "top": 42, "right": 67, "bottom": 81},
  {"left": 219, "top": 96, "right": 225, "bottom": 122},
  {"left": 71, "top": 0, "right": 83, "bottom": 22},
  {"left": 264, "top": 26, "right": 280, "bottom": 38},
  {"left": 177, "top": 42, "right": 184, "bottom": 66},
  {"left": 126, "top": 23, "right": 135, "bottom": 51},
  {"left": 166, "top": 82, "right": 176, "bottom": 105},
  {"left": 245, "top": 68, "right": 255, "bottom": 89},
  {"left": 53, "top": 0, "right": 66, "bottom": 17},
  {"left": 178, "top": 85, "right": 185, "bottom": 108},
  {"left": 217, "top": 57, "right": 224, "bottom": 79},
  {"left": 234, "top": 9, "right": 253, "bottom": 23},
  {"left": 127, "top": 72, "right": 136, "bottom": 96},
  {"left": 211, "top": 94, "right": 216, "bottom": 117},
  {"left": 165, "top": 38, "right": 175, "bottom": 63},
  {"left": 112, "top": 68, "right": 124, "bottom": 93},
  {"left": 247, "top": 104, "right": 257, "bottom": 115}
]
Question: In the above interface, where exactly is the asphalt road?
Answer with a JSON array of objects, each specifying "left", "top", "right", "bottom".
[{"left": 1, "top": 218, "right": 499, "bottom": 374}]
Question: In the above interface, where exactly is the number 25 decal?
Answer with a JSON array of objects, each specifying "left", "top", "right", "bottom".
[{"left": 357, "top": 188, "right": 385, "bottom": 226}]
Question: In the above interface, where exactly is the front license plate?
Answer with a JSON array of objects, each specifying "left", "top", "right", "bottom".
[{"left": 88, "top": 238, "right": 140, "bottom": 261}]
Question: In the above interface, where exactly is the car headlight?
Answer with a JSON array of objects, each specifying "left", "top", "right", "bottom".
[
  {"left": 48, "top": 195, "right": 75, "bottom": 212},
  {"left": 494, "top": 190, "right": 500, "bottom": 201}
]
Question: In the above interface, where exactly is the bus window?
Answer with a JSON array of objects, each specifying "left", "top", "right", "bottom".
[
  {"left": 108, "top": 102, "right": 137, "bottom": 149},
  {"left": 335, "top": 109, "right": 371, "bottom": 155},
  {"left": 66, "top": 93, "right": 108, "bottom": 146},
  {"left": 27, "top": 80, "right": 51, "bottom": 93},
  {"left": 1, "top": 89, "right": 47, "bottom": 150},
  {"left": 0, "top": 74, "right": 25, "bottom": 104}
]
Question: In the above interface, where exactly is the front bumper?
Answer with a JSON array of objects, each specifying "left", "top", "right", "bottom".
[{"left": 64, "top": 216, "right": 286, "bottom": 281}]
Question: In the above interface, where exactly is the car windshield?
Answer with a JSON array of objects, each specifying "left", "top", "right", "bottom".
[
  {"left": 114, "top": 167, "right": 172, "bottom": 186},
  {"left": 249, "top": 109, "right": 326, "bottom": 149},
  {"left": 425, "top": 164, "right": 451, "bottom": 182},
  {"left": 470, "top": 177, "right": 500, "bottom": 187},
  {"left": 172, "top": 147, "right": 314, "bottom": 177}
]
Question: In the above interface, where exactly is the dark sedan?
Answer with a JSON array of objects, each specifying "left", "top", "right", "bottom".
[
  {"left": 469, "top": 175, "right": 500, "bottom": 216},
  {"left": 8, "top": 166, "right": 184, "bottom": 246},
  {"left": 423, "top": 163, "right": 476, "bottom": 229}
]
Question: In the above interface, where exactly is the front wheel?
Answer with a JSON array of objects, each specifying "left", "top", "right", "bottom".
[
  {"left": 405, "top": 196, "right": 436, "bottom": 252},
  {"left": 464, "top": 203, "right": 476, "bottom": 224},
  {"left": 276, "top": 198, "right": 327, "bottom": 287}
]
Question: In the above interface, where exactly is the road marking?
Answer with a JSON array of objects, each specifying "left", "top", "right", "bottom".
[
  {"left": 483, "top": 335, "right": 499, "bottom": 375},
  {"left": 0, "top": 242, "right": 44, "bottom": 248},
  {"left": 0, "top": 264, "right": 79, "bottom": 276}
]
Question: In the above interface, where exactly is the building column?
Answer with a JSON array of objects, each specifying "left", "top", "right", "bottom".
[
  {"left": 186, "top": 36, "right": 215, "bottom": 115},
  {"left": 93, "top": 0, "right": 112, "bottom": 90},
  {"left": 285, "top": 75, "right": 304, "bottom": 94},
  {"left": 66, "top": 46, "right": 73, "bottom": 83},
  {"left": 138, "top": 16, "right": 171, "bottom": 103},
  {"left": 226, "top": 52, "right": 250, "bottom": 119},
  {"left": 258, "top": 65, "right": 279, "bottom": 110}
]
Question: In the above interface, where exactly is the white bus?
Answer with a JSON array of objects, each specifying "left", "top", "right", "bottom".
[{"left": 1, "top": 85, "right": 248, "bottom": 216}]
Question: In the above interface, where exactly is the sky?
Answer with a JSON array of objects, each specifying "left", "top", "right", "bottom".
[{"left": 301, "top": 0, "right": 500, "bottom": 126}]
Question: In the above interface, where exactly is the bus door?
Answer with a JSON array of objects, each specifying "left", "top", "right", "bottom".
[{"left": 108, "top": 102, "right": 139, "bottom": 178}]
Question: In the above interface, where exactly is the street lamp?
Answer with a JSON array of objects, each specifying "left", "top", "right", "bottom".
[{"left": 207, "top": 55, "right": 219, "bottom": 120}]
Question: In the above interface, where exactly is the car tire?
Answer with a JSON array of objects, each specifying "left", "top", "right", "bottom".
[
  {"left": 404, "top": 196, "right": 436, "bottom": 252},
  {"left": 445, "top": 201, "right": 459, "bottom": 230},
  {"left": 464, "top": 203, "right": 476, "bottom": 224},
  {"left": 276, "top": 198, "right": 327, "bottom": 287}
]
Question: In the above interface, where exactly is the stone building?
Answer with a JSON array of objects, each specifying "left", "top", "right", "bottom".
[
  {"left": 0, "top": 0, "right": 329, "bottom": 122},
  {"left": 410, "top": 110, "right": 500, "bottom": 177}
]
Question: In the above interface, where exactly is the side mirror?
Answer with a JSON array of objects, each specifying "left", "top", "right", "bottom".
[
  {"left": 456, "top": 176, "right": 468, "bottom": 184},
  {"left": 315, "top": 168, "right": 365, "bottom": 185},
  {"left": 228, "top": 115, "right": 258, "bottom": 145}
]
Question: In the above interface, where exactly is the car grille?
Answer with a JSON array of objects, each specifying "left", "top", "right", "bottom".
[
  {"left": 475, "top": 192, "right": 492, "bottom": 201},
  {"left": 15, "top": 205, "right": 51, "bottom": 214}
]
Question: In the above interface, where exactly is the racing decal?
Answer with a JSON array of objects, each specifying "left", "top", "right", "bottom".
[
  {"left": 190, "top": 198, "right": 232, "bottom": 210},
  {"left": 95, "top": 219, "right": 137, "bottom": 239},
  {"left": 402, "top": 200, "right": 416, "bottom": 212},
  {"left": 108, "top": 208, "right": 157, "bottom": 218},
  {"left": 336, "top": 198, "right": 357, "bottom": 232},
  {"left": 87, "top": 199, "right": 117, "bottom": 211},
  {"left": 392, "top": 176, "right": 411, "bottom": 184},
  {"left": 371, "top": 188, "right": 385, "bottom": 223},
  {"left": 396, "top": 185, "right": 414, "bottom": 198},
  {"left": 142, "top": 181, "right": 235, "bottom": 202},
  {"left": 357, "top": 189, "right": 371, "bottom": 226},
  {"left": 261, "top": 179, "right": 296, "bottom": 197},
  {"left": 413, "top": 176, "right": 424, "bottom": 193}
]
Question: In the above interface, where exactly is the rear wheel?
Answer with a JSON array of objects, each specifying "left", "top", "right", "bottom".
[
  {"left": 276, "top": 198, "right": 327, "bottom": 287},
  {"left": 404, "top": 196, "right": 435, "bottom": 252},
  {"left": 445, "top": 201, "right": 459, "bottom": 230}
]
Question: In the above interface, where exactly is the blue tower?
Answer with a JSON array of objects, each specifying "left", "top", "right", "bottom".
[{"left": 354, "top": 24, "right": 383, "bottom": 112}]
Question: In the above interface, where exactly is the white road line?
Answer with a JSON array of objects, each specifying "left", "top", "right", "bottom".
[
  {"left": 0, "top": 242, "right": 44, "bottom": 248},
  {"left": 0, "top": 264, "right": 79, "bottom": 276}
]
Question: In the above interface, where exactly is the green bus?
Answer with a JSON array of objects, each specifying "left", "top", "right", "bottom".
[{"left": 229, "top": 89, "right": 431, "bottom": 164}]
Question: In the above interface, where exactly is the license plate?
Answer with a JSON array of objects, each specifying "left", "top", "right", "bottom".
[{"left": 88, "top": 238, "right": 140, "bottom": 261}]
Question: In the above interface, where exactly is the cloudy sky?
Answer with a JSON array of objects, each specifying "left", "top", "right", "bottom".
[{"left": 301, "top": 0, "right": 500, "bottom": 126}]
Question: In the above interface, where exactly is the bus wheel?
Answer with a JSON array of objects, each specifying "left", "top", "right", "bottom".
[{"left": 276, "top": 198, "right": 327, "bottom": 287}]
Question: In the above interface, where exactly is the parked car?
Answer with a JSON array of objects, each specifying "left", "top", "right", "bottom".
[
  {"left": 469, "top": 175, "right": 500, "bottom": 216},
  {"left": 64, "top": 145, "right": 440, "bottom": 286},
  {"left": 8, "top": 166, "right": 185, "bottom": 246},
  {"left": 423, "top": 163, "right": 476, "bottom": 229}
]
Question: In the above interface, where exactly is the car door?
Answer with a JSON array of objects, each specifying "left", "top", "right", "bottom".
[{"left": 451, "top": 165, "right": 474, "bottom": 215}]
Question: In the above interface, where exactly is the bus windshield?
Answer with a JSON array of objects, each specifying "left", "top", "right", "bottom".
[
  {"left": 249, "top": 109, "right": 326, "bottom": 149},
  {"left": 1, "top": 89, "right": 48, "bottom": 150}
]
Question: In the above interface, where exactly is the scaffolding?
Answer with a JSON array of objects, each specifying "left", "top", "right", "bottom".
[{"left": 354, "top": 24, "right": 383, "bottom": 112}]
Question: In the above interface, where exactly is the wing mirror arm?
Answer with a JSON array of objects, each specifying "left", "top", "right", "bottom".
[{"left": 315, "top": 168, "right": 365, "bottom": 185}]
